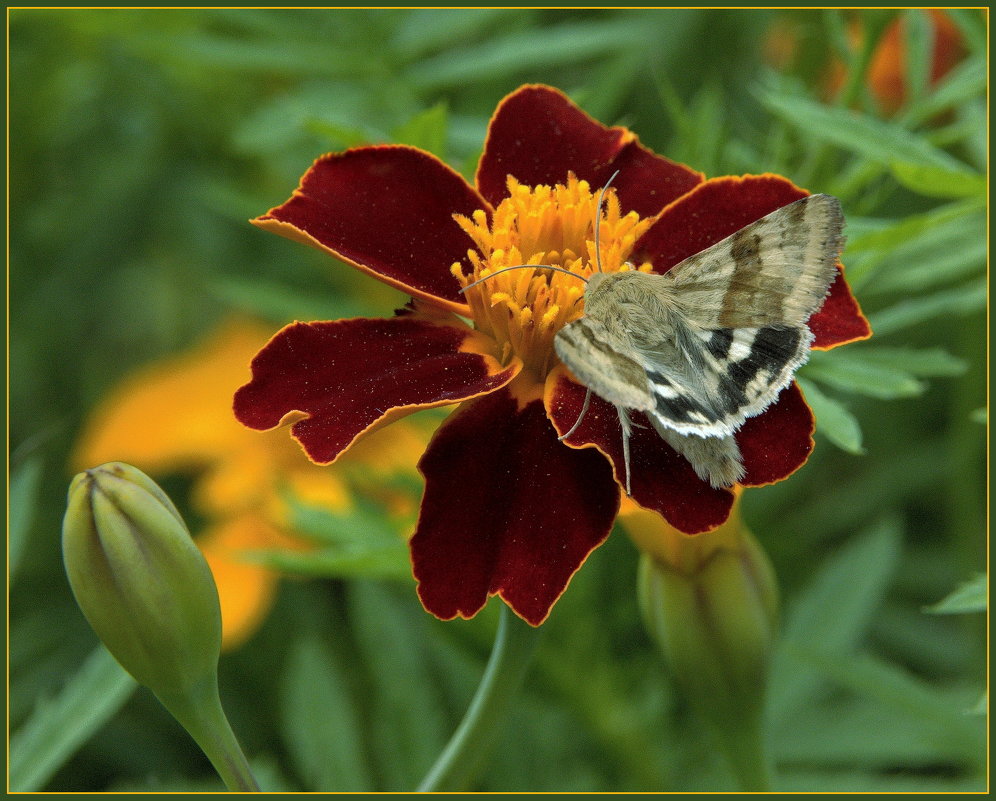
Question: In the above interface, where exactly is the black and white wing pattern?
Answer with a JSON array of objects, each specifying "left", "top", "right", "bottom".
[{"left": 553, "top": 193, "right": 845, "bottom": 490}]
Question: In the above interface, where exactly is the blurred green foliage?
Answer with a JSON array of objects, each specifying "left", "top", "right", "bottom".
[{"left": 9, "top": 8, "right": 987, "bottom": 792}]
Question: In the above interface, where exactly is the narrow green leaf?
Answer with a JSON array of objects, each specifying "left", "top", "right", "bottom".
[
  {"left": 890, "top": 161, "right": 986, "bottom": 199},
  {"left": 251, "top": 544, "right": 411, "bottom": 581},
  {"left": 846, "top": 199, "right": 978, "bottom": 258},
  {"left": 9, "top": 646, "right": 137, "bottom": 791},
  {"left": 207, "top": 276, "right": 376, "bottom": 323},
  {"left": 902, "top": 57, "right": 987, "bottom": 125},
  {"left": 866, "top": 233, "right": 986, "bottom": 296},
  {"left": 797, "top": 378, "right": 864, "bottom": 454},
  {"left": 785, "top": 649, "right": 987, "bottom": 769},
  {"left": 868, "top": 279, "right": 986, "bottom": 336},
  {"left": 390, "top": 9, "right": 520, "bottom": 58},
  {"left": 768, "top": 517, "right": 902, "bottom": 724},
  {"left": 348, "top": 582, "right": 450, "bottom": 790},
  {"left": 279, "top": 635, "right": 372, "bottom": 791},
  {"left": 803, "top": 351, "right": 925, "bottom": 399},
  {"left": 391, "top": 102, "right": 448, "bottom": 158},
  {"left": 283, "top": 494, "right": 398, "bottom": 546},
  {"left": 302, "top": 118, "right": 372, "bottom": 149},
  {"left": 969, "top": 407, "right": 986, "bottom": 425},
  {"left": 9, "top": 455, "right": 44, "bottom": 580},
  {"left": 406, "top": 18, "right": 656, "bottom": 89},
  {"left": 900, "top": 10, "right": 932, "bottom": 108},
  {"left": 774, "top": 682, "right": 984, "bottom": 768},
  {"left": 760, "top": 87, "right": 967, "bottom": 171},
  {"left": 843, "top": 346, "right": 967, "bottom": 377},
  {"left": 849, "top": 204, "right": 985, "bottom": 294},
  {"left": 968, "top": 692, "right": 986, "bottom": 716},
  {"left": 924, "top": 574, "right": 987, "bottom": 614},
  {"left": 143, "top": 32, "right": 381, "bottom": 78}
]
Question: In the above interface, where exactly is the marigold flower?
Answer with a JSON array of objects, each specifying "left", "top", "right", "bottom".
[
  {"left": 234, "top": 84, "right": 869, "bottom": 626},
  {"left": 75, "top": 318, "right": 429, "bottom": 649}
]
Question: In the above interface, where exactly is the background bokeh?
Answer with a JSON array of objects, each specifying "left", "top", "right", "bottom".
[{"left": 9, "top": 8, "right": 987, "bottom": 792}]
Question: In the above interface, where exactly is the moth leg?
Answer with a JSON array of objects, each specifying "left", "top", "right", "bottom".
[
  {"left": 615, "top": 405, "right": 634, "bottom": 497},
  {"left": 558, "top": 387, "right": 592, "bottom": 442}
]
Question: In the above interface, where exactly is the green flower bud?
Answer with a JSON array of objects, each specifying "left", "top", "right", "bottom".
[
  {"left": 63, "top": 463, "right": 258, "bottom": 791},
  {"left": 62, "top": 462, "right": 222, "bottom": 695},
  {"left": 624, "top": 500, "right": 779, "bottom": 791}
]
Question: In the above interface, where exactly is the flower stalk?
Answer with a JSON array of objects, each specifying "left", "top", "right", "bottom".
[{"left": 417, "top": 605, "right": 542, "bottom": 791}]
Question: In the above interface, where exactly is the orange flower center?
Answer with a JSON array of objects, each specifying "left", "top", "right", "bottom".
[{"left": 451, "top": 175, "right": 654, "bottom": 380}]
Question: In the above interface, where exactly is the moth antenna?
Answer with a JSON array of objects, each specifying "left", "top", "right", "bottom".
[
  {"left": 459, "top": 264, "right": 588, "bottom": 293},
  {"left": 594, "top": 169, "right": 621, "bottom": 274},
  {"left": 557, "top": 387, "right": 592, "bottom": 442}
]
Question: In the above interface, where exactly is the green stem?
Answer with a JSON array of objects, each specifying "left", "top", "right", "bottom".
[
  {"left": 417, "top": 605, "right": 542, "bottom": 792},
  {"left": 159, "top": 678, "right": 260, "bottom": 792},
  {"left": 719, "top": 715, "right": 773, "bottom": 792}
]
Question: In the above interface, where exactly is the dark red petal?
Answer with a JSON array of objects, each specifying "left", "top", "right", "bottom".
[
  {"left": 253, "top": 146, "right": 489, "bottom": 314},
  {"left": 809, "top": 269, "right": 872, "bottom": 348},
  {"left": 545, "top": 369, "right": 735, "bottom": 535},
  {"left": 412, "top": 387, "right": 619, "bottom": 625},
  {"left": 233, "top": 317, "right": 519, "bottom": 464},
  {"left": 737, "top": 382, "right": 815, "bottom": 486},
  {"left": 634, "top": 174, "right": 810, "bottom": 271},
  {"left": 476, "top": 84, "right": 702, "bottom": 218},
  {"left": 633, "top": 174, "right": 871, "bottom": 348}
]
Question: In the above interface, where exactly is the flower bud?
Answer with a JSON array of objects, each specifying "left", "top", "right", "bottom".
[
  {"left": 62, "top": 462, "right": 222, "bottom": 698},
  {"left": 623, "top": 499, "right": 778, "bottom": 790},
  {"left": 63, "top": 463, "right": 259, "bottom": 791}
]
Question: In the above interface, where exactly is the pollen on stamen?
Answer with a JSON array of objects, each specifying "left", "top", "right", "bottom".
[{"left": 449, "top": 174, "right": 655, "bottom": 378}]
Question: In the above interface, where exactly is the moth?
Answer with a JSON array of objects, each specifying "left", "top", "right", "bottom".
[
  {"left": 553, "top": 192, "right": 845, "bottom": 493},
  {"left": 462, "top": 187, "right": 845, "bottom": 494}
]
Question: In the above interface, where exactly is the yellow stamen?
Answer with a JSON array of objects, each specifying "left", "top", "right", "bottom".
[{"left": 452, "top": 173, "right": 654, "bottom": 379}]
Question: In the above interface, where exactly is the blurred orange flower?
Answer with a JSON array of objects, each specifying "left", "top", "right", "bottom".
[
  {"left": 75, "top": 318, "right": 430, "bottom": 649},
  {"left": 832, "top": 10, "right": 964, "bottom": 115},
  {"left": 766, "top": 10, "right": 965, "bottom": 116}
]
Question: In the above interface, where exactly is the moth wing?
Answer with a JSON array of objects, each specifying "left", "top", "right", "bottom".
[
  {"left": 649, "top": 420, "right": 745, "bottom": 488},
  {"left": 554, "top": 316, "right": 655, "bottom": 412},
  {"left": 664, "top": 194, "right": 845, "bottom": 329},
  {"left": 636, "top": 319, "right": 813, "bottom": 438}
]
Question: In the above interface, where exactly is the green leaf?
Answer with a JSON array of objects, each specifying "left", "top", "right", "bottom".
[
  {"left": 406, "top": 18, "right": 657, "bottom": 89},
  {"left": 900, "top": 10, "right": 931, "bottom": 108},
  {"left": 890, "top": 161, "right": 986, "bottom": 199},
  {"left": 843, "top": 346, "right": 967, "bottom": 377},
  {"left": 279, "top": 635, "right": 372, "bottom": 791},
  {"left": 902, "top": 57, "right": 987, "bottom": 125},
  {"left": 348, "top": 582, "right": 450, "bottom": 790},
  {"left": 865, "top": 230, "right": 986, "bottom": 296},
  {"left": 759, "top": 87, "right": 968, "bottom": 171},
  {"left": 9, "top": 455, "right": 44, "bottom": 580},
  {"left": 390, "top": 9, "right": 519, "bottom": 59},
  {"left": 847, "top": 201, "right": 986, "bottom": 294},
  {"left": 9, "top": 646, "right": 137, "bottom": 791},
  {"left": 924, "top": 574, "right": 987, "bottom": 614},
  {"left": 796, "top": 378, "right": 864, "bottom": 454},
  {"left": 802, "top": 350, "right": 925, "bottom": 399},
  {"left": 768, "top": 517, "right": 902, "bottom": 725},
  {"left": 391, "top": 102, "right": 448, "bottom": 158},
  {"left": 250, "top": 544, "right": 411, "bottom": 581},
  {"left": 969, "top": 407, "right": 986, "bottom": 425},
  {"left": 968, "top": 692, "right": 987, "bottom": 716},
  {"left": 868, "top": 279, "right": 986, "bottom": 336},
  {"left": 207, "top": 275, "right": 377, "bottom": 323}
]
